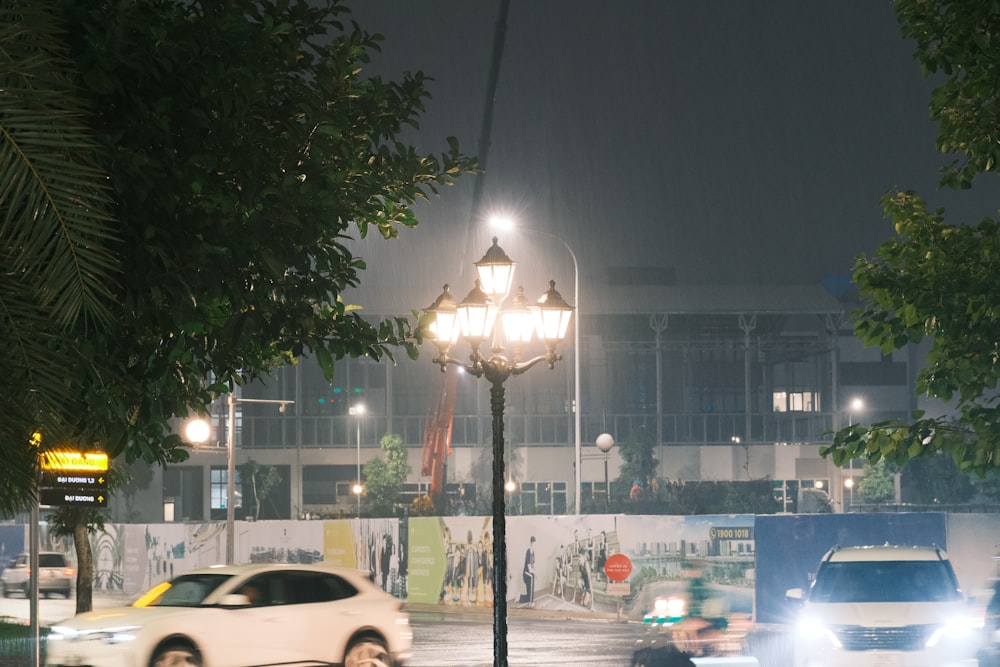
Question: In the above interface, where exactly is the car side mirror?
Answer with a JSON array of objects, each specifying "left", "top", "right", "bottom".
[
  {"left": 219, "top": 593, "right": 252, "bottom": 607},
  {"left": 785, "top": 588, "right": 804, "bottom": 601}
]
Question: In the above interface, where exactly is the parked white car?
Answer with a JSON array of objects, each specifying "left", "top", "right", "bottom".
[
  {"left": 786, "top": 544, "right": 978, "bottom": 667},
  {"left": 45, "top": 562, "right": 412, "bottom": 667},
  {"left": 1, "top": 551, "right": 74, "bottom": 598}
]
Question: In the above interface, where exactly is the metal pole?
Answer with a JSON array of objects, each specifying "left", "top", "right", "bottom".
[
  {"left": 356, "top": 417, "right": 361, "bottom": 518},
  {"left": 29, "top": 499, "right": 39, "bottom": 667},
  {"left": 604, "top": 454, "right": 610, "bottom": 513},
  {"left": 572, "top": 250, "right": 581, "bottom": 515},
  {"left": 489, "top": 378, "right": 509, "bottom": 667},
  {"left": 226, "top": 393, "right": 236, "bottom": 564}
]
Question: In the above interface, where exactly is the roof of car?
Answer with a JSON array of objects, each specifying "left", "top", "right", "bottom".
[{"left": 823, "top": 545, "right": 948, "bottom": 563}]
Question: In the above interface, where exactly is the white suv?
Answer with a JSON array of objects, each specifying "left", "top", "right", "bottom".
[{"left": 785, "top": 545, "right": 978, "bottom": 667}]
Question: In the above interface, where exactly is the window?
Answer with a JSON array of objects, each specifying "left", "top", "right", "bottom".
[
  {"left": 772, "top": 391, "right": 819, "bottom": 412},
  {"left": 517, "top": 481, "right": 567, "bottom": 515},
  {"left": 302, "top": 466, "right": 337, "bottom": 505},
  {"left": 210, "top": 468, "right": 242, "bottom": 510}
]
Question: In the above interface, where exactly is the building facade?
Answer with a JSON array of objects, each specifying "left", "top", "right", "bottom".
[{"left": 120, "top": 283, "right": 924, "bottom": 524}]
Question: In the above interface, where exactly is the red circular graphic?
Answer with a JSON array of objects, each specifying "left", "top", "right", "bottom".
[{"left": 604, "top": 553, "right": 632, "bottom": 582}]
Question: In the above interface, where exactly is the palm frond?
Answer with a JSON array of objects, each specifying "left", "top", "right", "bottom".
[{"left": 0, "top": 1, "right": 120, "bottom": 330}]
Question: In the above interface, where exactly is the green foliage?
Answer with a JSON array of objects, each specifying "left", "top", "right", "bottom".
[
  {"left": 2, "top": 0, "right": 473, "bottom": 609},
  {"left": 615, "top": 427, "right": 658, "bottom": 501},
  {"left": 895, "top": 0, "right": 1000, "bottom": 190},
  {"left": 0, "top": 1, "right": 121, "bottom": 511},
  {"left": 363, "top": 433, "right": 410, "bottom": 516},
  {"left": 857, "top": 459, "right": 896, "bottom": 504},
  {"left": 238, "top": 459, "right": 283, "bottom": 521},
  {"left": 825, "top": 1, "right": 1000, "bottom": 476}
]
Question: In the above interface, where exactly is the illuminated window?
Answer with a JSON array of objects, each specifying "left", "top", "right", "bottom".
[
  {"left": 772, "top": 391, "right": 819, "bottom": 412},
  {"left": 210, "top": 468, "right": 242, "bottom": 510}
]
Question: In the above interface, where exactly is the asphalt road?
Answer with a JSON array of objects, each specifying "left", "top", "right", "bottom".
[{"left": 0, "top": 594, "right": 776, "bottom": 666}]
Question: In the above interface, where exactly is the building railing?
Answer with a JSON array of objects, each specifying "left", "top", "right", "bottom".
[{"left": 240, "top": 410, "right": 841, "bottom": 450}]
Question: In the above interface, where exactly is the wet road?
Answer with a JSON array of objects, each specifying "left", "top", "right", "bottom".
[{"left": 409, "top": 607, "right": 645, "bottom": 667}]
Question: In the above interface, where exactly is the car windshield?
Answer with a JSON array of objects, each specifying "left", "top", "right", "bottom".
[
  {"left": 810, "top": 560, "right": 962, "bottom": 603},
  {"left": 142, "top": 573, "right": 233, "bottom": 607}
]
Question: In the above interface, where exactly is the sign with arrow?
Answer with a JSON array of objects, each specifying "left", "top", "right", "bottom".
[{"left": 38, "top": 450, "right": 109, "bottom": 508}]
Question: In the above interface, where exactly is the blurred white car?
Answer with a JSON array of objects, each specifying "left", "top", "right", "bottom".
[
  {"left": 1, "top": 551, "right": 74, "bottom": 598},
  {"left": 45, "top": 562, "right": 412, "bottom": 667},
  {"left": 786, "top": 544, "right": 978, "bottom": 667}
]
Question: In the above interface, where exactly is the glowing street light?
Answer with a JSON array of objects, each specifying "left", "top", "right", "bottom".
[{"left": 423, "top": 237, "right": 573, "bottom": 667}]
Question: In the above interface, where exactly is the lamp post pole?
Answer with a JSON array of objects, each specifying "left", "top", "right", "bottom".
[
  {"left": 350, "top": 404, "right": 365, "bottom": 517},
  {"left": 491, "top": 220, "right": 582, "bottom": 514},
  {"left": 220, "top": 396, "right": 293, "bottom": 564},
  {"left": 845, "top": 397, "right": 864, "bottom": 512},
  {"left": 424, "top": 238, "right": 573, "bottom": 667},
  {"left": 596, "top": 433, "right": 615, "bottom": 513},
  {"left": 226, "top": 394, "right": 236, "bottom": 564}
]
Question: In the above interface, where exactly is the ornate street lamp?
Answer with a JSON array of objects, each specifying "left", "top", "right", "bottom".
[{"left": 423, "top": 237, "right": 573, "bottom": 667}]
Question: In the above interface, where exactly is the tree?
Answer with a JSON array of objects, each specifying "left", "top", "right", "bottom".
[
  {"left": 237, "top": 459, "right": 283, "bottom": 521},
  {"left": 616, "top": 426, "right": 659, "bottom": 504},
  {"left": 0, "top": 2, "right": 121, "bottom": 508},
  {"left": 5, "top": 0, "right": 474, "bottom": 611},
  {"left": 363, "top": 433, "right": 410, "bottom": 517},
  {"left": 824, "top": 1, "right": 1000, "bottom": 476},
  {"left": 857, "top": 459, "right": 896, "bottom": 505}
]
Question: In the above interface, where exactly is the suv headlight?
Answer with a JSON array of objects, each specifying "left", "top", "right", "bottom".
[
  {"left": 796, "top": 616, "right": 842, "bottom": 648},
  {"left": 926, "top": 615, "right": 975, "bottom": 647}
]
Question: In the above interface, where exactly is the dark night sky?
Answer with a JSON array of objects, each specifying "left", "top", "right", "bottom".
[{"left": 342, "top": 1, "right": 1000, "bottom": 313}]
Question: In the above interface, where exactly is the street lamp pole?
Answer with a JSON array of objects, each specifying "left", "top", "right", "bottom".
[
  {"left": 217, "top": 395, "right": 293, "bottom": 564},
  {"left": 491, "top": 220, "right": 582, "bottom": 514},
  {"left": 424, "top": 238, "right": 573, "bottom": 667},
  {"left": 350, "top": 404, "right": 365, "bottom": 517},
  {"left": 595, "top": 433, "right": 615, "bottom": 513},
  {"left": 845, "top": 397, "right": 864, "bottom": 512}
]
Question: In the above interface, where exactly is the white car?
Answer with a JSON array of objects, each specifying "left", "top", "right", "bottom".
[
  {"left": 1, "top": 551, "right": 74, "bottom": 598},
  {"left": 786, "top": 544, "right": 978, "bottom": 667},
  {"left": 45, "top": 562, "right": 412, "bottom": 667}
]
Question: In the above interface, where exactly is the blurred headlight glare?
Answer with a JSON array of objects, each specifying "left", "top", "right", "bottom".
[{"left": 797, "top": 616, "right": 842, "bottom": 648}]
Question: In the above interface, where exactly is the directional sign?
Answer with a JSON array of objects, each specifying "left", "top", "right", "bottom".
[
  {"left": 39, "top": 450, "right": 108, "bottom": 473},
  {"left": 39, "top": 450, "right": 110, "bottom": 507},
  {"left": 39, "top": 487, "right": 108, "bottom": 508},
  {"left": 40, "top": 471, "right": 107, "bottom": 490}
]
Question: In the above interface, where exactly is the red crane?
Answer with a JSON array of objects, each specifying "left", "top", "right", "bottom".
[{"left": 420, "top": 365, "right": 459, "bottom": 508}]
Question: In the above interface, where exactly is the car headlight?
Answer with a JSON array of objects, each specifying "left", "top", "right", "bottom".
[
  {"left": 48, "top": 625, "right": 141, "bottom": 645},
  {"left": 795, "top": 616, "right": 842, "bottom": 648},
  {"left": 926, "top": 615, "right": 975, "bottom": 647}
]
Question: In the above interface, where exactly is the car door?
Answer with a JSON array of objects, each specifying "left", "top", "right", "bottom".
[
  {"left": 210, "top": 572, "right": 300, "bottom": 667},
  {"left": 287, "top": 571, "right": 365, "bottom": 663}
]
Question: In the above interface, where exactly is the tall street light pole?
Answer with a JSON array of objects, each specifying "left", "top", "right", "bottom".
[
  {"left": 491, "top": 219, "right": 582, "bottom": 515},
  {"left": 188, "top": 396, "right": 293, "bottom": 565},
  {"left": 423, "top": 238, "right": 573, "bottom": 667},
  {"left": 595, "top": 433, "right": 615, "bottom": 513},
  {"left": 350, "top": 404, "right": 366, "bottom": 517},
  {"left": 846, "top": 397, "right": 864, "bottom": 512}
]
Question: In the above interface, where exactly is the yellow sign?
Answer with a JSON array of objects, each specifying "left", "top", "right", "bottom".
[{"left": 39, "top": 450, "right": 109, "bottom": 473}]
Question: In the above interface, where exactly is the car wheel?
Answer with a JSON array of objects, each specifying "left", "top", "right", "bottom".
[
  {"left": 344, "top": 638, "right": 391, "bottom": 667},
  {"left": 149, "top": 642, "right": 202, "bottom": 667}
]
